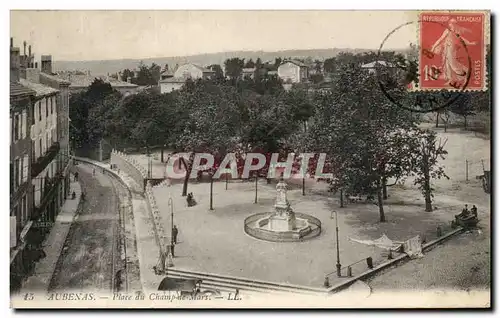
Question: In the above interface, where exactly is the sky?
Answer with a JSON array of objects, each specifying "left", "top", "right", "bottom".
[{"left": 10, "top": 10, "right": 416, "bottom": 61}]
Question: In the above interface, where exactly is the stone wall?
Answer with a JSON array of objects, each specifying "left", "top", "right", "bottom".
[
  {"left": 110, "top": 149, "right": 147, "bottom": 192},
  {"left": 110, "top": 150, "right": 167, "bottom": 256}
]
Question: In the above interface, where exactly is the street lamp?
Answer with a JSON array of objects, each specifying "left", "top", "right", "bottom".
[
  {"left": 168, "top": 196, "right": 174, "bottom": 248},
  {"left": 334, "top": 210, "right": 341, "bottom": 277}
]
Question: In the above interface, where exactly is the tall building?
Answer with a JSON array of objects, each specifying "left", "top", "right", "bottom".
[{"left": 9, "top": 38, "right": 72, "bottom": 293}]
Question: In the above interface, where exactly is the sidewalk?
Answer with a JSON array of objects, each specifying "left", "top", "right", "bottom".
[{"left": 21, "top": 175, "right": 82, "bottom": 293}]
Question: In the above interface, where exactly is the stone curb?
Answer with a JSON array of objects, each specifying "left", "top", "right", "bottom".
[{"left": 326, "top": 227, "right": 465, "bottom": 294}]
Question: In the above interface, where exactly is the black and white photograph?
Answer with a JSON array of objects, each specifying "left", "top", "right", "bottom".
[{"left": 8, "top": 9, "right": 492, "bottom": 309}]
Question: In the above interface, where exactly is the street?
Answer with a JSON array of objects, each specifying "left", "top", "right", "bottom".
[{"left": 48, "top": 164, "right": 125, "bottom": 292}]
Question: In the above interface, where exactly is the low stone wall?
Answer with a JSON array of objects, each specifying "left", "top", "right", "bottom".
[
  {"left": 144, "top": 181, "right": 168, "bottom": 256},
  {"left": 108, "top": 150, "right": 167, "bottom": 256},
  {"left": 110, "top": 149, "right": 147, "bottom": 191}
]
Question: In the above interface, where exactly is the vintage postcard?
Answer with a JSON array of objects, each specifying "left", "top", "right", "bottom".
[{"left": 9, "top": 10, "right": 491, "bottom": 309}]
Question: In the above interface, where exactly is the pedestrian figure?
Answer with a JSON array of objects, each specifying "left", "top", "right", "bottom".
[
  {"left": 93, "top": 168, "right": 96, "bottom": 176},
  {"left": 172, "top": 225, "right": 179, "bottom": 244},
  {"left": 74, "top": 172, "right": 79, "bottom": 182},
  {"left": 170, "top": 244, "right": 175, "bottom": 258},
  {"left": 72, "top": 191, "right": 76, "bottom": 200}
]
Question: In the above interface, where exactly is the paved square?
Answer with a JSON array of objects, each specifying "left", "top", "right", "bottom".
[{"left": 152, "top": 179, "right": 454, "bottom": 288}]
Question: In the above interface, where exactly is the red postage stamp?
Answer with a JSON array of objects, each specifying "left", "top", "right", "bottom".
[{"left": 418, "top": 11, "right": 488, "bottom": 91}]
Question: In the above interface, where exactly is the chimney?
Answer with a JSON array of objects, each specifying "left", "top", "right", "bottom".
[
  {"left": 28, "top": 45, "right": 31, "bottom": 58},
  {"left": 10, "top": 46, "right": 20, "bottom": 82},
  {"left": 10, "top": 37, "right": 13, "bottom": 48},
  {"left": 35, "top": 62, "right": 38, "bottom": 69},
  {"left": 23, "top": 41, "right": 26, "bottom": 56},
  {"left": 41, "top": 55, "right": 52, "bottom": 74}
]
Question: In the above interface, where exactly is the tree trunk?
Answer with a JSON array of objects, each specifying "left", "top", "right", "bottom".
[
  {"left": 254, "top": 176, "right": 258, "bottom": 204},
  {"left": 435, "top": 112, "right": 439, "bottom": 127},
  {"left": 209, "top": 175, "right": 214, "bottom": 210},
  {"left": 463, "top": 115, "right": 468, "bottom": 130},
  {"left": 382, "top": 177, "right": 388, "bottom": 200},
  {"left": 340, "top": 189, "right": 344, "bottom": 208},
  {"left": 225, "top": 173, "right": 228, "bottom": 190},
  {"left": 423, "top": 159, "right": 433, "bottom": 212},
  {"left": 302, "top": 178, "right": 305, "bottom": 196},
  {"left": 161, "top": 148, "right": 164, "bottom": 163},
  {"left": 180, "top": 157, "right": 191, "bottom": 197},
  {"left": 377, "top": 180, "right": 386, "bottom": 222}
]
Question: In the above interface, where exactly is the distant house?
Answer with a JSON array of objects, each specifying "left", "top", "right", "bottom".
[
  {"left": 241, "top": 67, "right": 257, "bottom": 80},
  {"left": 361, "top": 61, "right": 395, "bottom": 74},
  {"left": 277, "top": 60, "right": 309, "bottom": 84},
  {"left": 56, "top": 73, "right": 139, "bottom": 96},
  {"left": 159, "top": 63, "right": 215, "bottom": 94}
]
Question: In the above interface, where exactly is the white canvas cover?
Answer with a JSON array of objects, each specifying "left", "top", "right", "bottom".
[{"left": 348, "top": 234, "right": 402, "bottom": 250}]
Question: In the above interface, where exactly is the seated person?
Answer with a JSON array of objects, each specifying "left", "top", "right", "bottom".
[
  {"left": 456, "top": 204, "right": 469, "bottom": 219},
  {"left": 471, "top": 205, "right": 478, "bottom": 218},
  {"left": 186, "top": 192, "right": 197, "bottom": 207}
]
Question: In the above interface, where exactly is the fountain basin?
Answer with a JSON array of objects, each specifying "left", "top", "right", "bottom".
[{"left": 244, "top": 212, "right": 322, "bottom": 242}]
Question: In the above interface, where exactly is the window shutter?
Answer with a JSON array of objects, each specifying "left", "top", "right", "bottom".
[
  {"left": 22, "top": 110, "right": 27, "bottom": 139},
  {"left": 22, "top": 155, "right": 28, "bottom": 183}
]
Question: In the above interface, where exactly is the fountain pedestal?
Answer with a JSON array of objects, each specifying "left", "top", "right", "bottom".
[
  {"left": 244, "top": 178, "right": 322, "bottom": 242},
  {"left": 268, "top": 179, "right": 297, "bottom": 231}
]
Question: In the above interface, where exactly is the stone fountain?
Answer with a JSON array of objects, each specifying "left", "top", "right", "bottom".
[{"left": 244, "top": 178, "right": 321, "bottom": 242}]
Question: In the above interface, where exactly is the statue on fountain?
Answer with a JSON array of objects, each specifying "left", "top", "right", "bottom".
[{"left": 269, "top": 177, "right": 296, "bottom": 230}]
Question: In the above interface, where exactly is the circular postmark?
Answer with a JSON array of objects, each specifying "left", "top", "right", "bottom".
[{"left": 375, "top": 19, "right": 472, "bottom": 113}]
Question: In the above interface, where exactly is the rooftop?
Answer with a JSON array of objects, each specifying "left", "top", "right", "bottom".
[
  {"left": 159, "top": 77, "right": 188, "bottom": 84},
  {"left": 19, "top": 79, "right": 59, "bottom": 97},
  {"left": 10, "top": 81, "right": 36, "bottom": 97},
  {"left": 56, "top": 74, "right": 139, "bottom": 88},
  {"left": 191, "top": 64, "right": 215, "bottom": 73},
  {"left": 361, "top": 61, "right": 395, "bottom": 68},
  {"left": 281, "top": 60, "right": 308, "bottom": 67}
]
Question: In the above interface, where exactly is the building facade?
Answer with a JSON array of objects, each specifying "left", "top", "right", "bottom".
[
  {"left": 277, "top": 60, "right": 309, "bottom": 84},
  {"left": 10, "top": 38, "right": 72, "bottom": 293},
  {"left": 159, "top": 63, "right": 215, "bottom": 94}
]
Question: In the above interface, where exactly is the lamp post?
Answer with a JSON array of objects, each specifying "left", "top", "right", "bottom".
[
  {"left": 168, "top": 196, "right": 174, "bottom": 248},
  {"left": 334, "top": 210, "right": 341, "bottom": 277}
]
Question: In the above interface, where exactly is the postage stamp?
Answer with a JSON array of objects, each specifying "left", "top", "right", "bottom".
[{"left": 418, "top": 11, "right": 488, "bottom": 91}]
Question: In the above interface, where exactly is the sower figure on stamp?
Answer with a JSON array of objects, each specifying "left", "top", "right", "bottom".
[{"left": 430, "top": 18, "right": 477, "bottom": 86}]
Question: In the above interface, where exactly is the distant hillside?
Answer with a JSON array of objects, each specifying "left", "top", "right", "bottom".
[{"left": 53, "top": 48, "right": 380, "bottom": 75}]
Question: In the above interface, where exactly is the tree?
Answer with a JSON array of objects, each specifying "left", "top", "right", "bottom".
[
  {"left": 120, "top": 69, "right": 135, "bottom": 82},
  {"left": 306, "top": 60, "right": 418, "bottom": 222},
  {"left": 450, "top": 93, "right": 474, "bottom": 129},
  {"left": 410, "top": 130, "right": 449, "bottom": 212},
  {"left": 224, "top": 58, "right": 245, "bottom": 80},
  {"left": 69, "top": 79, "right": 121, "bottom": 155},
  {"left": 208, "top": 64, "right": 225, "bottom": 82},
  {"left": 314, "top": 59, "right": 323, "bottom": 73},
  {"left": 245, "top": 59, "right": 255, "bottom": 68},
  {"left": 323, "top": 57, "right": 336, "bottom": 73},
  {"left": 150, "top": 63, "right": 161, "bottom": 85},
  {"left": 172, "top": 81, "right": 243, "bottom": 198},
  {"left": 274, "top": 57, "right": 283, "bottom": 68},
  {"left": 310, "top": 73, "right": 324, "bottom": 84}
]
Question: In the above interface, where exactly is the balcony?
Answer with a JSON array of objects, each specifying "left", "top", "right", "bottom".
[
  {"left": 31, "top": 142, "right": 60, "bottom": 178},
  {"left": 32, "top": 175, "right": 61, "bottom": 221}
]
